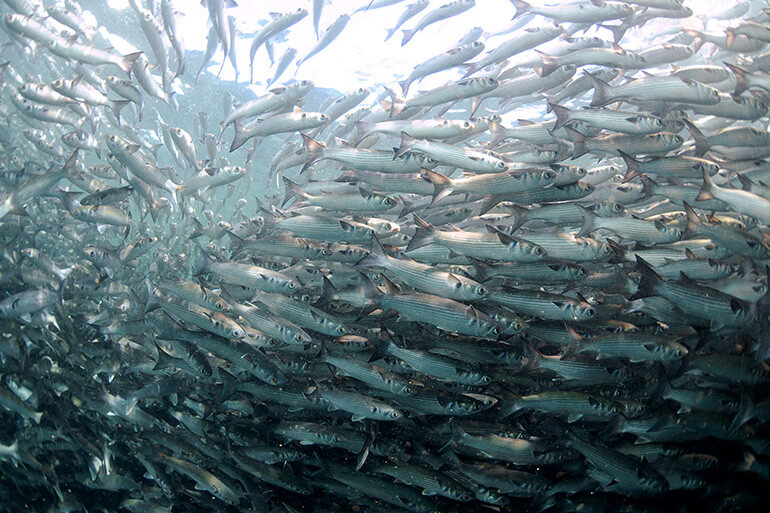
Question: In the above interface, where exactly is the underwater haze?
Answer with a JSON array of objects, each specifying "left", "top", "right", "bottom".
[{"left": 3, "top": 0, "right": 770, "bottom": 512}]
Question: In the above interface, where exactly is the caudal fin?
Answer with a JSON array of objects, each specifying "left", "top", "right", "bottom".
[
  {"left": 726, "top": 62, "right": 750, "bottom": 96},
  {"left": 300, "top": 133, "right": 326, "bottom": 173},
  {"left": 510, "top": 0, "right": 531, "bottom": 20},
  {"left": 405, "top": 214, "right": 435, "bottom": 252},
  {"left": 119, "top": 51, "right": 143, "bottom": 75},
  {"left": 549, "top": 102, "right": 573, "bottom": 131},
  {"left": 420, "top": 168, "right": 454, "bottom": 206},
  {"left": 193, "top": 244, "right": 214, "bottom": 276},
  {"left": 535, "top": 50, "right": 559, "bottom": 77},
  {"left": 355, "top": 235, "right": 388, "bottom": 268},
  {"left": 683, "top": 201, "right": 702, "bottom": 238},
  {"left": 684, "top": 118, "right": 710, "bottom": 157},
  {"left": 695, "top": 168, "right": 716, "bottom": 201},
  {"left": 618, "top": 150, "right": 641, "bottom": 182},
  {"left": 229, "top": 121, "right": 252, "bottom": 152},
  {"left": 282, "top": 177, "right": 311, "bottom": 207},
  {"left": 111, "top": 100, "right": 131, "bottom": 126},
  {"left": 587, "top": 71, "right": 612, "bottom": 108},
  {"left": 629, "top": 256, "right": 662, "bottom": 300},
  {"left": 575, "top": 204, "right": 597, "bottom": 238},
  {"left": 564, "top": 126, "right": 587, "bottom": 159},
  {"left": 394, "top": 131, "right": 417, "bottom": 159},
  {"left": 401, "top": 29, "right": 415, "bottom": 47}
]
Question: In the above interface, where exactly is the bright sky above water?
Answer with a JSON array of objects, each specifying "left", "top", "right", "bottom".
[{"left": 99, "top": 0, "right": 738, "bottom": 97}]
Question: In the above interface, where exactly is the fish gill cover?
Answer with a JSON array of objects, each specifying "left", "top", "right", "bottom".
[{"left": 1, "top": 0, "right": 770, "bottom": 511}]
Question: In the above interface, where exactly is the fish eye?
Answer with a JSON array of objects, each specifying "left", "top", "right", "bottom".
[
  {"left": 497, "top": 162, "right": 506, "bottom": 168},
  {"left": 288, "top": 282, "right": 296, "bottom": 289},
  {"left": 391, "top": 411, "right": 400, "bottom": 418},
  {"left": 535, "top": 247, "right": 544, "bottom": 255},
  {"left": 477, "top": 287, "right": 487, "bottom": 295},
  {"left": 463, "top": 121, "right": 471, "bottom": 128},
  {"left": 455, "top": 281, "right": 462, "bottom": 289},
  {"left": 337, "top": 326, "right": 346, "bottom": 335},
  {"left": 587, "top": 307, "right": 596, "bottom": 316}
]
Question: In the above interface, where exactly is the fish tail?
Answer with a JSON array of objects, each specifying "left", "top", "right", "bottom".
[
  {"left": 586, "top": 71, "right": 611, "bottom": 107},
  {"left": 730, "top": 388, "right": 755, "bottom": 433},
  {"left": 405, "top": 214, "right": 434, "bottom": 252},
  {"left": 726, "top": 62, "right": 749, "bottom": 96},
  {"left": 487, "top": 120, "right": 507, "bottom": 146},
  {"left": 564, "top": 126, "right": 587, "bottom": 159},
  {"left": 696, "top": 169, "right": 716, "bottom": 201},
  {"left": 193, "top": 244, "right": 214, "bottom": 276},
  {"left": 400, "top": 28, "right": 415, "bottom": 47},
  {"left": 496, "top": 394, "right": 524, "bottom": 421},
  {"left": 229, "top": 120, "right": 250, "bottom": 152},
  {"left": 394, "top": 131, "right": 416, "bottom": 160},
  {"left": 188, "top": 218, "right": 204, "bottom": 239},
  {"left": 420, "top": 168, "right": 453, "bottom": 206},
  {"left": 462, "top": 62, "right": 480, "bottom": 78},
  {"left": 144, "top": 278, "right": 159, "bottom": 314},
  {"left": 630, "top": 256, "right": 662, "bottom": 300},
  {"left": 111, "top": 100, "right": 131, "bottom": 126},
  {"left": 301, "top": 133, "right": 326, "bottom": 172},
  {"left": 356, "top": 235, "right": 387, "bottom": 267},
  {"left": 575, "top": 204, "right": 596, "bottom": 238},
  {"left": 618, "top": 150, "right": 641, "bottom": 182},
  {"left": 369, "top": 327, "right": 396, "bottom": 363},
  {"left": 318, "top": 275, "right": 339, "bottom": 306},
  {"left": 356, "top": 273, "right": 381, "bottom": 319},
  {"left": 684, "top": 118, "right": 709, "bottom": 156},
  {"left": 638, "top": 172, "right": 658, "bottom": 199},
  {"left": 153, "top": 343, "right": 175, "bottom": 373},
  {"left": 467, "top": 257, "right": 492, "bottom": 283},
  {"left": 683, "top": 29, "right": 704, "bottom": 53},
  {"left": 120, "top": 51, "right": 143, "bottom": 75},
  {"left": 599, "top": 23, "right": 628, "bottom": 44},
  {"left": 399, "top": 78, "right": 411, "bottom": 95},
  {"left": 282, "top": 177, "right": 310, "bottom": 207},
  {"left": 470, "top": 95, "right": 485, "bottom": 117},
  {"left": 352, "top": 120, "right": 373, "bottom": 146},
  {"left": 549, "top": 102, "right": 572, "bottom": 131},
  {"left": 535, "top": 50, "right": 558, "bottom": 77},
  {"left": 522, "top": 340, "right": 542, "bottom": 372},
  {"left": 562, "top": 324, "right": 585, "bottom": 358},
  {"left": 510, "top": 0, "right": 530, "bottom": 20},
  {"left": 382, "top": 86, "right": 405, "bottom": 118}
]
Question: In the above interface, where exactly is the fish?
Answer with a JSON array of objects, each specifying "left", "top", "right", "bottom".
[
  {"left": 297, "top": 14, "right": 350, "bottom": 68},
  {"left": 401, "top": 0, "right": 475, "bottom": 46},
  {"left": 248, "top": 8, "right": 307, "bottom": 84},
  {"left": 1, "top": 1, "right": 769, "bottom": 512},
  {"left": 385, "top": 0, "right": 429, "bottom": 41}
]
